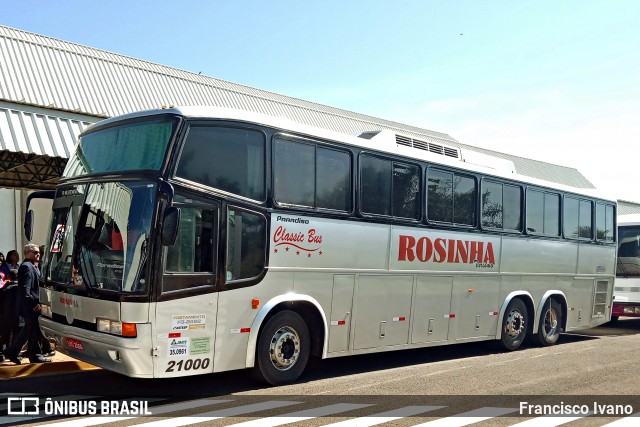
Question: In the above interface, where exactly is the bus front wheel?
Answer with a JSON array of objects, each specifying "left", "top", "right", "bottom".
[
  {"left": 254, "top": 310, "right": 310, "bottom": 386},
  {"left": 501, "top": 298, "right": 528, "bottom": 351},
  {"left": 536, "top": 298, "right": 562, "bottom": 346}
]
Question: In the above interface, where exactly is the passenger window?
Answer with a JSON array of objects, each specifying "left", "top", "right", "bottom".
[
  {"left": 274, "top": 139, "right": 315, "bottom": 206},
  {"left": 361, "top": 155, "right": 391, "bottom": 216},
  {"left": 526, "top": 189, "right": 560, "bottom": 236},
  {"left": 274, "top": 138, "right": 351, "bottom": 212},
  {"left": 226, "top": 208, "right": 266, "bottom": 282},
  {"left": 564, "top": 196, "right": 592, "bottom": 239},
  {"left": 428, "top": 168, "right": 476, "bottom": 225},
  {"left": 596, "top": 203, "right": 615, "bottom": 242},
  {"left": 176, "top": 126, "right": 265, "bottom": 201},
  {"left": 482, "top": 180, "right": 521, "bottom": 231},
  {"left": 361, "top": 154, "right": 420, "bottom": 220}
]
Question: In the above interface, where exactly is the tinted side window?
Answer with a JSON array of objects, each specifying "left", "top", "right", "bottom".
[
  {"left": 176, "top": 126, "right": 265, "bottom": 201},
  {"left": 564, "top": 197, "right": 592, "bottom": 239},
  {"left": 273, "top": 139, "right": 351, "bottom": 212},
  {"left": 579, "top": 200, "right": 593, "bottom": 239},
  {"left": 482, "top": 180, "right": 521, "bottom": 231},
  {"left": 564, "top": 197, "right": 580, "bottom": 238},
  {"left": 482, "top": 181, "right": 503, "bottom": 229},
  {"left": 454, "top": 175, "right": 476, "bottom": 225},
  {"left": 428, "top": 169, "right": 453, "bottom": 222},
  {"left": 544, "top": 193, "right": 560, "bottom": 236},
  {"left": 428, "top": 169, "right": 476, "bottom": 225},
  {"left": 526, "top": 189, "right": 560, "bottom": 236},
  {"left": 316, "top": 147, "right": 351, "bottom": 211},
  {"left": 361, "top": 155, "right": 391, "bottom": 216},
  {"left": 274, "top": 139, "right": 315, "bottom": 207},
  {"left": 596, "top": 203, "right": 615, "bottom": 242},
  {"left": 393, "top": 163, "right": 420, "bottom": 220},
  {"left": 226, "top": 208, "right": 266, "bottom": 282},
  {"left": 526, "top": 190, "right": 544, "bottom": 233},
  {"left": 361, "top": 155, "right": 420, "bottom": 220}
]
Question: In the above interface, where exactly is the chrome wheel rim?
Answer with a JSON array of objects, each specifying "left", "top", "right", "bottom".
[
  {"left": 542, "top": 309, "right": 559, "bottom": 338},
  {"left": 269, "top": 326, "right": 300, "bottom": 371},
  {"left": 506, "top": 310, "right": 525, "bottom": 338}
]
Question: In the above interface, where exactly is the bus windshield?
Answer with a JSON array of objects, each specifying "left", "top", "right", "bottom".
[
  {"left": 43, "top": 181, "right": 157, "bottom": 294},
  {"left": 617, "top": 225, "right": 640, "bottom": 277},
  {"left": 63, "top": 117, "right": 178, "bottom": 177}
]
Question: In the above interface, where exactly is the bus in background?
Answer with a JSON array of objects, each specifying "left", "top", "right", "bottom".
[
  {"left": 614, "top": 214, "right": 640, "bottom": 321},
  {"left": 26, "top": 107, "right": 617, "bottom": 384}
]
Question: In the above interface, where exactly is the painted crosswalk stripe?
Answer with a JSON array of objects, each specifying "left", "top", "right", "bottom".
[
  {"left": 134, "top": 400, "right": 302, "bottom": 427},
  {"left": 223, "top": 403, "right": 374, "bottom": 427},
  {"left": 33, "top": 398, "right": 230, "bottom": 427},
  {"left": 319, "top": 405, "right": 445, "bottom": 427},
  {"left": 412, "top": 406, "right": 518, "bottom": 427},
  {"left": 509, "top": 412, "right": 593, "bottom": 426},
  {"left": 600, "top": 413, "right": 640, "bottom": 426}
]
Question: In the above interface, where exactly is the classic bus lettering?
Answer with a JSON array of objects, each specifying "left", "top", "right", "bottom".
[{"left": 273, "top": 226, "right": 305, "bottom": 243}]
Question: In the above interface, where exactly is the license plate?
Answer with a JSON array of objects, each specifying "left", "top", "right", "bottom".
[{"left": 65, "top": 337, "right": 85, "bottom": 351}]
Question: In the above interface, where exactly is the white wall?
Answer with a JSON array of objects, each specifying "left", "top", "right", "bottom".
[
  {"left": 0, "top": 188, "right": 18, "bottom": 256},
  {"left": 0, "top": 188, "right": 52, "bottom": 256}
]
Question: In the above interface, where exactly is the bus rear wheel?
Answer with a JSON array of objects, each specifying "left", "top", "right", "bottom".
[
  {"left": 254, "top": 310, "right": 310, "bottom": 386},
  {"left": 535, "top": 298, "right": 562, "bottom": 346},
  {"left": 501, "top": 298, "right": 528, "bottom": 351}
]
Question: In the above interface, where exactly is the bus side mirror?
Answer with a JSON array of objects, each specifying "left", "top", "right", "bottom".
[
  {"left": 24, "top": 210, "right": 34, "bottom": 241},
  {"left": 161, "top": 207, "right": 180, "bottom": 246}
]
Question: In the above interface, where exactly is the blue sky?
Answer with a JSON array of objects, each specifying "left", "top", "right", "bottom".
[{"left": 3, "top": 1, "right": 640, "bottom": 201}]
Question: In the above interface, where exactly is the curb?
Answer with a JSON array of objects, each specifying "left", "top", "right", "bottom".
[{"left": 0, "top": 360, "right": 100, "bottom": 379}]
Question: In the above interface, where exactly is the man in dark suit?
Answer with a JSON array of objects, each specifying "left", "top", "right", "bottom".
[{"left": 2, "top": 243, "right": 53, "bottom": 364}]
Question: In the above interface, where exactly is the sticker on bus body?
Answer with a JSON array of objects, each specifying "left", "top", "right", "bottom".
[
  {"left": 171, "top": 314, "right": 206, "bottom": 331},
  {"left": 168, "top": 337, "right": 189, "bottom": 357},
  {"left": 65, "top": 337, "right": 84, "bottom": 351}
]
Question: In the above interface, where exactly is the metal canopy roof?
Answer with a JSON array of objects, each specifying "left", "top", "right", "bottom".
[
  {"left": 0, "top": 101, "right": 96, "bottom": 189},
  {"left": 0, "top": 24, "right": 596, "bottom": 190}
]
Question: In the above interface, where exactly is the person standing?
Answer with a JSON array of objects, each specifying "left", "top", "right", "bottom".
[
  {"left": 2, "top": 244, "right": 52, "bottom": 364},
  {"left": 0, "top": 269, "right": 21, "bottom": 360}
]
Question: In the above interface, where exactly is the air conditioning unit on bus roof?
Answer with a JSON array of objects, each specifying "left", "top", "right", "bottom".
[
  {"left": 357, "top": 130, "right": 461, "bottom": 160},
  {"left": 459, "top": 148, "right": 516, "bottom": 173},
  {"left": 357, "top": 130, "right": 516, "bottom": 174}
]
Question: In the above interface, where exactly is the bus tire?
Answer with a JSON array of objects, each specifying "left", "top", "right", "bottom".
[
  {"left": 501, "top": 298, "right": 528, "bottom": 351},
  {"left": 536, "top": 298, "right": 562, "bottom": 346},
  {"left": 253, "top": 310, "right": 310, "bottom": 386},
  {"left": 609, "top": 315, "right": 619, "bottom": 324}
]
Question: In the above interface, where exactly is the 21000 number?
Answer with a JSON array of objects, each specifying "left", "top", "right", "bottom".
[{"left": 166, "top": 358, "right": 210, "bottom": 372}]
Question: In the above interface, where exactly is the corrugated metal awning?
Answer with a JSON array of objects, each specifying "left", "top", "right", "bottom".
[{"left": 0, "top": 101, "right": 98, "bottom": 189}]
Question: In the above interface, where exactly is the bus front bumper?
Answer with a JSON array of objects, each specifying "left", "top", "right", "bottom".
[
  {"left": 612, "top": 302, "right": 640, "bottom": 318},
  {"left": 39, "top": 316, "right": 154, "bottom": 378}
]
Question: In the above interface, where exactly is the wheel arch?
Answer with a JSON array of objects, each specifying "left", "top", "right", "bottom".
[
  {"left": 534, "top": 291, "right": 568, "bottom": 334},
  {"left": 496, "top": 291, "right": 535, "bottom": 340},
  {"left": 245, "top": 293, "right": 328, "bottom": 368}
]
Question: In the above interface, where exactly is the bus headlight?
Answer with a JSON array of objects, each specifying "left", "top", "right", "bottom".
[
  {"left": 41, "top": 304, "right": 52, "bottom": 318},
  {"left": 97, "top": 318, "right": 137, "bottom": 337}
]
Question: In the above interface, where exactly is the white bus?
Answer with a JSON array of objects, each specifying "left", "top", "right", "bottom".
[
  {"left": 28, "top": 107, "right": 616, "bottom": 384},
  {"left": 613, "top": 214, "right": 640, "bottom": 321}
]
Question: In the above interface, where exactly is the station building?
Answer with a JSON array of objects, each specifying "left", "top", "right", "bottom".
[{"left": 0, "top": 24, "right": 637, "bottom": 253}]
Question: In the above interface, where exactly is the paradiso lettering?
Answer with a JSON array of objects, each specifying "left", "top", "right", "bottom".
[{"left": 398, "top": 235, "right": 496, "bottom": 268}]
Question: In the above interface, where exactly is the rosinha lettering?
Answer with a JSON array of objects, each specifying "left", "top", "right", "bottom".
[{"left": 398, "top": 235, "right": 496, "bottom": 266}]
